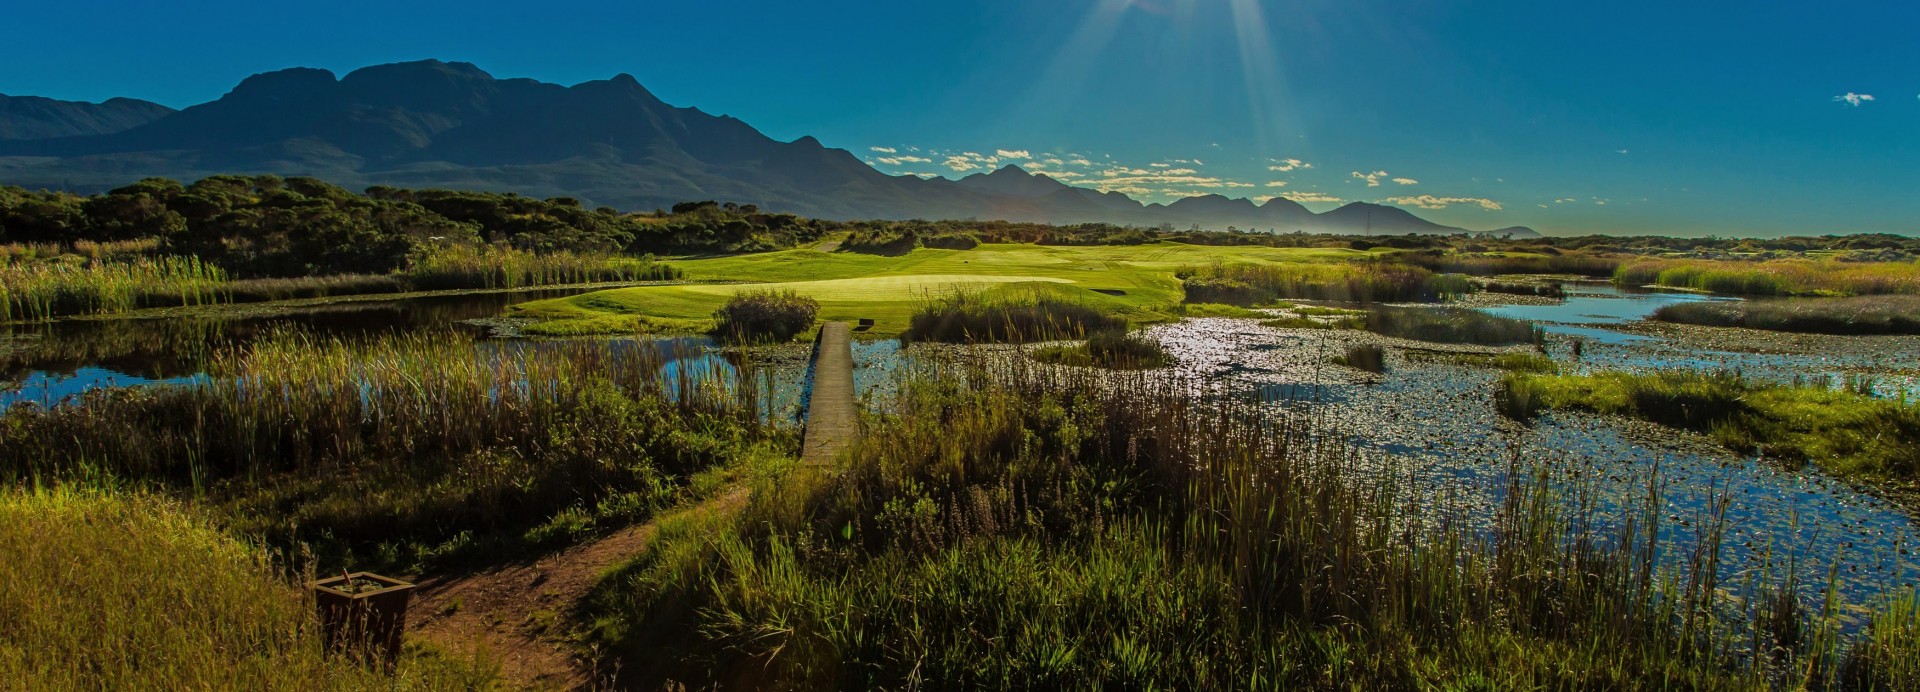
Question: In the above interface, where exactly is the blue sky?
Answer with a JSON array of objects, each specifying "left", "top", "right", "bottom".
[{"left": 3, "top": 0, "right": 1915, "bottom": 235}]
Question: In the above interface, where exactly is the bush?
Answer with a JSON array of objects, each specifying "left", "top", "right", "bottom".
[
  {"left": 1364, "top": 306, "right": 1542, "bottom": 346},
  {"left": 1333, "top": 343, "right": 1386, "bottom": 372},
  {"left": 903, "top": 291, "right": 1126, "bottom": 344},
  {"left": 1032, "top": 329, "right": 1169, "bottom": 369},
  {"left": 920, "top": 233, "right": 981, "bottom": 250},
  {"left": 712, "top": 289, "right": 820, "bottom": 342}
]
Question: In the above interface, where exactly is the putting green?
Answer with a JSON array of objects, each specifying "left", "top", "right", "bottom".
[{"left": 511, "top": 242, "right": 1389, "bottom": 336}]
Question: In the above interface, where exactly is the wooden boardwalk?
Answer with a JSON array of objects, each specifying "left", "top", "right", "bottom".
[{"left": 800, "top": 321, "right": 859, "bottom": 465}]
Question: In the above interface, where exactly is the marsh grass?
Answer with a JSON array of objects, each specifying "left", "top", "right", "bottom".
[
  {"left": 902, "top": 290, "right": 1126, "bottom": 343},
  {"left": 0, "top": 255, "right": 227, "bottom": 321},
  {"left": 1614, "top": 258, "right": 1920, "bottom": 296},
  {"left": 0, "top": 329, "right": 783, "bottom": 571},
  {"left": 1365, "top": 306, "right": 1543, "bottom": 346},
  {"left": 1030, "top": 329, "right": 1170, "bottom": 369},
  {"left": 585, "top": 359, "right": 1919, "bottom": 689},
  {"left": 1401, "top": 251, "right": 1622, "bottom": 277},
  {"left": 1408, "top": 350, "right": 1560, "bottom": 373},
  {"left": 1497, "top": 369, "right": 1920, "bottom": 483},
  {"left": 1654, "top": 295, "right": 1920, "bottom": 335},
  {"left": 0, "top": 486, "right": 496, "bottom": 689}
]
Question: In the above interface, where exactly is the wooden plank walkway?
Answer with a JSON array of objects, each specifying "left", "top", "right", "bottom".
[{"left": 800, "top": 321, "right": 859, "bottom": 465}]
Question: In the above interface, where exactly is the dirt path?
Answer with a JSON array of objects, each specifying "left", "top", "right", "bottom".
[{"left": 408, "top": 487, "right": 749, "bottom": 690}]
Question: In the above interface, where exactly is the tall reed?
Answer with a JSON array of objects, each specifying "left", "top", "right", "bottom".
[
  {"left": 1614, "top": 258, "right": 1920, "bottom": 296},
  {"left": 0, "top": 255, "right": 227, "bottom": 321},
  {"left": 406, "top": 244, "right": 679, "bottom": 290},
  {"left": 587, "top": 359, "right": 1918, "bottom": 689}
]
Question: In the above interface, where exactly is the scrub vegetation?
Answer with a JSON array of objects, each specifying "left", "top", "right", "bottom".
[
  {"left": 582, "top": 361, "right": 1920, "bottom": 690},
  {"left": 0, "top": 329, "right": 786, "bottom": 572},
  {"left": 1363, "top": 306, "right": 1543, "bottom": 346},
  {"left": 1497, "top": 370, "right": 1920, "bottom": 485},
  {"left": 0, "top": 487, "right": 497, "bottom": 689},
  {"left": 1614, "top": 258, "right": 1920, "bottom": 296}
]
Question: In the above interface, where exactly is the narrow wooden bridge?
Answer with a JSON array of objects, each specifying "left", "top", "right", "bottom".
[{"left": 800, "top": 321, "right": 859, "bottom": 465}]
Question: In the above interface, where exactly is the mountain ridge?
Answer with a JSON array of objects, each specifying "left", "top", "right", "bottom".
[{"left": 0, "top": 60, "right": 1522, "bottom": 235}]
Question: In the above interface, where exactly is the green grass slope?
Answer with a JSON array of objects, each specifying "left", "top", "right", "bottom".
[{"left": 511, "top": 243, "right": 1384, "bottom": 336}]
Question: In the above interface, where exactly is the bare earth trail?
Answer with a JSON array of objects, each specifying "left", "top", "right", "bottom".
[{"left": 406, "top": 323, "right": 860, "bottom": 689}]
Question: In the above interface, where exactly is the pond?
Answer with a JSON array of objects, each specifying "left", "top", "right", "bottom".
[{"left": 1475, "top": 283, "right": 1729, "bottom": 343}]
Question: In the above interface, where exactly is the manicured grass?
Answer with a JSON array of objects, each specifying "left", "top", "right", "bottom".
[
  {"left": 512, "top": 243, "right": 1393, "bottom": 336},
  {"left": 1653, "top": 295, "right": 1920, "bottom": 335},
  {"left": 1497, "top": 370, "right": 1920, "bottom": 484},
  {"left": 0, "top": 487, "right": 496, "bottom": 689}
]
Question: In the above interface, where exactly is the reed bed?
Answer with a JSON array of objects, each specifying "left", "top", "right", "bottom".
[
  {"left": 1180, "top": 261, "right": 1473, "bottom": 305},
  {"left": 0, "top": 486, "right": 496, "bottom": 689},
  {"left": 1614, "top": 258, "right": 1920, "bottom": 296},
  {"left": 1029, "top": 329, "right": 1170, "bottom": 369},
  {"left": 1654, "top": 295, "right": 1920, "bottom": 335},
  {"left": 0, "top": 255, "right": 227, "bottom": 321},
  {"left": 406, "top": 244, "right": 679, "bottom": 291},
  {"left": 586, "top": 359, "right": 1918, "bottom": 689},
  {"left": 0, "top": 329, "right": 783, "bottom": 570}
]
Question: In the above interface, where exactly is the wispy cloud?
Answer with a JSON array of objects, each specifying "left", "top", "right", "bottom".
[
  {"left": 1352, "top": 171, "right": 1390, "bottom": 187},
  {"left": 995, "top": 149, "right": 1032, "bottom": 160},
  {"left": 1834, "top": 92, "right": 1875, "bottom": 106},
  {"left": 875, "top": 155, "right": 931, "bottom": 166},
  {"left": 1267, "top": 158, "right": 1312, "bottom": 172},
  {"left": 1384, "top": 195, "right": 1503, "bottom": 211},
  {"left": 1391, "top": 177, "right": 1419, "bottom": 186},
  {"left": 942, "top": 156, "right": 978, "bottom": 172},
  {"left": 869, "top": 146, "right": 897, "bottom": 154},
  {"left": 1264, "top": 180, "right": 1289, "bottom": 188},
  {"left": 1279, "top": 191, "right": 1343, "bottom": 204}
]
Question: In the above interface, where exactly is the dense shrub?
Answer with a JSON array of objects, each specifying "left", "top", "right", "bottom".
[
  {"left": 712, "top": 289, "right": 820, "bottom": 342},
  {"left": 1364, "top": 306, "right": 1542, "bottom": 346},
  {"left": 1032, "top": 329, "right": 1169, "bottom": 369},
  {"left": 903, "top": 291, "right": 1126, "bottom": 343}
]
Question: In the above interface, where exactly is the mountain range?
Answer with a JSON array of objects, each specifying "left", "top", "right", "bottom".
[{"left": 0, "top": 60, "right": 1535, "bottom": 237}]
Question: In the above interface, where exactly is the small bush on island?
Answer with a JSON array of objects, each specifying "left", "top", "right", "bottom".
[
  {"left": 903, "top": 290, "right": 1126, "bottom": 343},
  {"left": 711, "top": 289, "right": 820, "bottom": 342},
  {"left": 1364, "top": 306, "right": 1542, "bottom": 346},
  {"left": 1031, "top": 329, "right": 1170, "bottom": 369},
  {"left": 1653, "top": 296, "right": 1920, "bottom": 335},
  {"left": 1497, "top": 369, "right": 1920, "bottom": 484},
  {"left": 1333, "top": 343, "right": 1386, "bottom": 372}
]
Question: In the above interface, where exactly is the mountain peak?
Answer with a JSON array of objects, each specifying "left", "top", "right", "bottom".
[{"left": 956, "top": 163, "right": 1073, "bottom": 198}]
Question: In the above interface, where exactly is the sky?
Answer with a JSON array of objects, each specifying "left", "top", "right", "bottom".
[{"left": 2, "top": 0, "right": 1915, "bottom": 236}]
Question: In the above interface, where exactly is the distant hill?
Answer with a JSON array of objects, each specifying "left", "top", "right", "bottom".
[
  {"left": 0, "top": 60, "right": 1514, "bottom": 235},
  {"left": 1482, "top": 226, "right": 1545, "bottom": 239},
  {"left": 0, "top": 94, "right": 174, "bottom": 141}
]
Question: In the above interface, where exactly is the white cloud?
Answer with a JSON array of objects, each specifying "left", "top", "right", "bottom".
[
  {"left": 1352, "top": 171, "right": 1390, "bottom": 187},
  {"left": 1163, "top": 168, "right": 1197, "bottom": 175},
  {"left": 1384, "top": 195, "right": 1503, "bottom": 211},
  {"left": 869, "top": 146, "right": 897, "bottom": 154},
  {"left": 1834, "top": 92, "right": 1875, "bottom": 107},
  {"left": 875, "top": 155, "right": 932, "bottom": 166},
  {"left": 1391, "top": 178, "right": 1419, "bottom": 186},
  {"left": 1554, "top": 198, "right": 1578, "bottom": 204},
  {"left": 1150, "top": 162, "right": 1170, "bottom": 168},
  {"left": 943, "top": 156, "right": 978, "bottom": 172},
  {"left": 1279, "top": 191, "right": 1343, "bottom": 204},
  {"left": 1265, "top": 180, "right": 1290, "bottom": 188},
  {"left": 995, "top": 149, "right": 1032, "bottom": 160},
  {"left": 1049, "top": 171, "right": 1085, "bottom": 179},
  {"left": 1267, "top": 158, "right": 1313, "bottom": 172}
]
